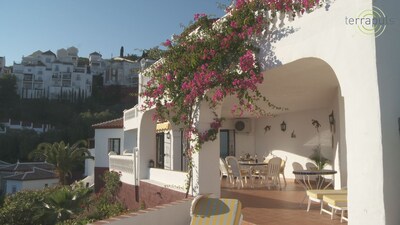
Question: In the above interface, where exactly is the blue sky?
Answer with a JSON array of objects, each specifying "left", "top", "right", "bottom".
[{"left": 0, "top": 0, "right": 230, "bottom": 66}]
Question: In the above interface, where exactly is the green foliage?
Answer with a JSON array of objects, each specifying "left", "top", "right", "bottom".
[
  {"left": 0, "top": 129, "right": 41, "bottom": 162},
  {"left": 141, "top": 46, "right": 165, "bottom": 60},
  {"left": 0, "top": 74, "right": 18, "bottom": 104},
  {"left": 308, "top": 147, "right": 330, "bottom": 170},
  {"left": 36, "top": 185, "right": 92, "bottom": 224},
  {"left": 75, "top": 171, "right": 125, "bottom": 221},
  {"left": 30, "top": 140, "right": 94, "bottom": 185},
  {"left": 0, "top": 187, "right": 55, "bottom": 225},
  {"left": 0, "top": 175, "right": 125, "bottom": 225}
]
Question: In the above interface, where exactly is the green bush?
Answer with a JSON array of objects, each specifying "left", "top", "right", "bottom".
[{"left": 0, "top": 187, "right": 55, "bottom": 225}]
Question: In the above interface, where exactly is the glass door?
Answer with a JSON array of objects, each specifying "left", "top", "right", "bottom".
[
  {"left": 156, "top": 133, "right": 165, "bottom": 169},
  {"left": 220, "top": 129, "right": 235, "bottom": 159}
]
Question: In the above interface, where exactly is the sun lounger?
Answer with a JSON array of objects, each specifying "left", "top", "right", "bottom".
[
  {"left": 190, "top": 195, "right": 243, "bottom": 225},
  {"left": 306, "top": 189, "right": 347, "bottom": 212},
  {"left": 321, "top": 194, "right": 348, "bottom": 223}
]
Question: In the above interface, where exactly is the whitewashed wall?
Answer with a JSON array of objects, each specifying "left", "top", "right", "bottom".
[
  {"left": 374, "top": 1, "right": 400, "bottom": 224},
  {"left": 255, "top": 1, "right": 388, "bottom": 224},
  {"left": 94, "top": 128, "right": 124, "bottom": 168},
  {"left": 254, "top": 108, "right": 335, "bottom": 178},
  {"left": 6, "top": 179, "right": 58, "bottom": 194}
]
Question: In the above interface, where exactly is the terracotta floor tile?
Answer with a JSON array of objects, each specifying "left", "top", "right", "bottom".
[{"left": 221, "top": 178, "right": 346, "bottom": 225}]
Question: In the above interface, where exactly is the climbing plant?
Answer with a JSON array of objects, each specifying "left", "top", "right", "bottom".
[{"left": 141, "top": 0, "right": 327, "bottom": 196}]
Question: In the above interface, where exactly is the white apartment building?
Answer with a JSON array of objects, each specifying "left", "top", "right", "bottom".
[
  {"left": 104, "top": 57, "right": 141, "bottom": 87},
  {"left": 13, "top": 47, "right": 92, "bottom": 100},
  {"left": 89, "top": 51, "right": 106, "bottom": 76},
  {"left": 92, "top": 56, "right": 154, "bottom": 88}
]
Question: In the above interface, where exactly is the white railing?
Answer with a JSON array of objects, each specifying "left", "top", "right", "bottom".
[
  {"left": 109, "top": 154, "right": 137, "bottom": 185},
  {"left": 124, "top": 105, "right": 139, "bottom": 120}
]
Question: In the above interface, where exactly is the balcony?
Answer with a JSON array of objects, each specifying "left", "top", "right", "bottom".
[
  {"left": 123, "top": 105, "right": 141, "bottom": 130},
  {"left": 109, "top": 153, "right": 137, "bottom": 186}
]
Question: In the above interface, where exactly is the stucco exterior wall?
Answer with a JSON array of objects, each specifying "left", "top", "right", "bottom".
[
  {"left": 374, "top": 1, "right": 400, "bottom": 224},
  {"left": 254, "top": 108, "right": 336, "bottom": 178},
  {"left": 6, "top": 178, "right": 58, "bottom": 194},
  {"left": 94, "top": 128, "right": 124, "bottom": 168},
  {"left": 256, "top": 1, "right": 390, "bottom": 224}
]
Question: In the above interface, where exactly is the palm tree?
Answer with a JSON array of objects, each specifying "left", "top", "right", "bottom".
[
  {"left": 30, "top": 140, "right": 94, "bottom": 185},
  {"left": 34, "top": 185, "right": 92, "bottom": 224}
]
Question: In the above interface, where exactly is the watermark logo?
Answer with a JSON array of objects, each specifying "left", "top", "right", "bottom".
[{"left": 345, "top": 6, "right": 395, "bottom": 38}]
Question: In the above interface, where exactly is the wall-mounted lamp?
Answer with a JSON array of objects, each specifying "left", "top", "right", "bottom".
[
  {"left": 264, "top": 125, "right": 271, "bottom": 133},
  {"left": 149, "top": 159, "right": 155, "bottom": 168},
  {"left": 329, "top": 111, "right": 335, "bottom": 132},
  {"left": 166, "top": 131, "right": 171, "bottom": 139},
  {"left": 280, "top": 121, "right": 286, "bottom": 132}
]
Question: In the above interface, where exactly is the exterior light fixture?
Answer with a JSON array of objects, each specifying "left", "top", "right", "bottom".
[
  {"left": 166, "top": 131, "right": 171, "bottom": 139},
  {"left": 329, "top": 111, "right": 335, "bottom": 132},
  {"left": 149, "top": 159, "right": 155, "bottom": 168},
  {"left": 280, "top": 121, "right": 286, "bottom": 132},
  {"left": 264, "top": 125, "right": 271, "bottom": 133},
  {"left": 329, "top": 111, "right": 335, "bottom": 125}
]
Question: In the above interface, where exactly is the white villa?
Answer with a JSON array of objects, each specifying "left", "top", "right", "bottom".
[
  {"left": 0, "top": 161, "right": 58, "bottom": 194},
  {"left": 89, "top": 1, "right": 400, "bottom": 224},
  {"left": 13, "top": 47, "right": 93, "bottom": 100}
]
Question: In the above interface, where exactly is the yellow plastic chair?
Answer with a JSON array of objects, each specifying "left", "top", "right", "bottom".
[{"left": 190, "top": 195, "right": 243, "bottom": 225}]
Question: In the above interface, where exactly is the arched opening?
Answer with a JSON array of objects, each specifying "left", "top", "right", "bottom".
[{"left": 217, "top": 57, "right": 347, "bottom": 189}]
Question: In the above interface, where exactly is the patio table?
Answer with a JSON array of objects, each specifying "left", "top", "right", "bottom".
[
  {"left": 239, "top": 162, "right": 268, "bottom": 187},
  {"left": 293, "top": 169, "right": 337, "bottom": 190}
]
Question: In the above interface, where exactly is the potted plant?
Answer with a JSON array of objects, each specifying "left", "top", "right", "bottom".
[{"left": 308, "top": 146, "right": 330, "bottom": 170}]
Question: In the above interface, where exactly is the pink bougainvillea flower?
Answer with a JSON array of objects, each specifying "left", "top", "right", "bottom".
[
  {"left": 194, "top": 13, "right": 207, "bottom": 21},
  {"left": 239, "top": 50, "right": 255, "bottom": 72},
  {"left": 163, "top": 39, "right": 172, "bottom": 47}
]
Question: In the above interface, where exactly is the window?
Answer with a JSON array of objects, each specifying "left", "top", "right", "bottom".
[
  {"left": 46, "top": 58, "right": 51, "bottom": 63},
  {"left": 45, "top": 184, "right": 48, "bottom": 188},
  {"left": 108, "top": 138, "right": 121, "bottom": 154},
  {"left": 11, "top": 185, "right": 17, "bottom": 194},
  {"left": 55, "top": 65, "right": 59, "bottom": 71}
]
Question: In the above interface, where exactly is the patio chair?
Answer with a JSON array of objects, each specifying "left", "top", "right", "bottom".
[
  {"left": 190, "top": 195, "right": 243, "bottom": 225},
  {"left": 292, "top": 162, "right": 304, "bottom": 184},
  {"left": 219, "top": 157, "right": 233, "bottom": 184},
  {"left": 263, "top": 152, "right": 275, "bottom": 163},
  {"left": 279, "top": 156, "right": 287, "bottom": 187},
  {"left": 226, "top": 156, "right": 250, "bottom": 188},
  {"left": 305, "top": 162, "right": 319, "bottom": 183},
  {"left": 264, "top": 157, "right": 282, "bottom": 189}
]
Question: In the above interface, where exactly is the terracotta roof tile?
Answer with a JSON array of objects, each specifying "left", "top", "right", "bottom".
[
  {"left": 0, "top": 161, "right": 55, "bottom": 172},
  {"left": 42, "top": 50, "right": 56, "bottom": 57},
  {"left": 92, "top": 117, "right": 123, "bottom": 129},
  {"left": 4, "top": 167, "right": 58, "bottom": 181}
]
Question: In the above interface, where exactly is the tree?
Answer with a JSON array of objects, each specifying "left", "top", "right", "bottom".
[
  {"left": 0, "top": 188, "right": 51, "bottom": 225},
  {"left": 30, "top": 140, "right": 94, "bottom": 185},
  {"left": 141, "top": 46, "right": 164, "bottom": 60},
  {"left": 0, "top": 73, "right": 19, "bottom": 103},
  {"left": 37, "top": 185, "right": 92, "bottom": 224},
  {"left": 0, "top": 74, "right": 19, "bottom": 118},
  {"left": 120, "top": 46, "right": 124, "bottom": 57}
]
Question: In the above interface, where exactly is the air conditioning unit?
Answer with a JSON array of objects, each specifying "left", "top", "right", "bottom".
[{"left": 234, "top": 119, "right": 251, "bottom": 133}]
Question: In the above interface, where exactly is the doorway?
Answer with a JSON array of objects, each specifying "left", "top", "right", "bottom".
[
  {"left": 156, "top": 133, "right": 165, "bottom": 169},
  {"left": 220, "top": 129, "right": 235, "bottom": 159}
]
